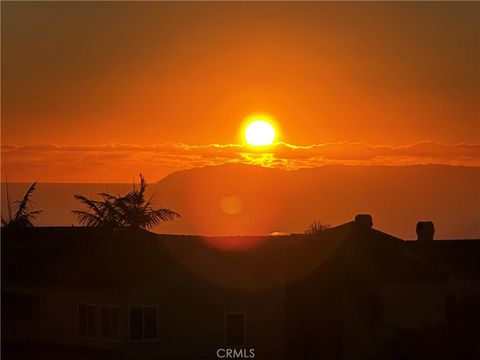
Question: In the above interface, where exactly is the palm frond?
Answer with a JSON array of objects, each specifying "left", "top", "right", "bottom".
[
  {"left": 13, "top": 182, "right": 37, "bottom": 221},
  {"left": 72, "top": 210, "right": 104, "bottom": 227},
  {"left": 3, "top": 182, "right": 41, "bottom": 228},
  {"left": 98, "top": 193, "right": 118, "bottom": 201},
  {"left": 73, "top": 194, "right": 105, "bottom": 216}
]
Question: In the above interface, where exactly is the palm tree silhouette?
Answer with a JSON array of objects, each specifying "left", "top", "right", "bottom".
[
  {"left": 72, "top": 194, "right": 120, "bottom": 230},
  {"left": 73, "top": 175, "right": 180, "bottom": 230},
  {"left": 2, "top": 182, "right": 42, "bottom": 229}
]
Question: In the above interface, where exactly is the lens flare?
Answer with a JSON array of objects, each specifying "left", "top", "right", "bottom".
[{"left": 220, "top": 195, "right": 244, "bottom": 215}]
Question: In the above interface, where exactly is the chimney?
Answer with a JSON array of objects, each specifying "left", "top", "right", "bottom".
[
  {"left": 416, "top": 221, "right": 435, "bottom": 241},
  {"left": 354, "top": 214, "right": 373, "bottom": 228}
]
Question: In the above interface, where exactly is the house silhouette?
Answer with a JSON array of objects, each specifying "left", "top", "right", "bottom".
[{"left": 2, "top": 216, "right": 480, "bottom": 359}]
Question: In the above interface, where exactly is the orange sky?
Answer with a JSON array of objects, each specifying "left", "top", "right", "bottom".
[{"left": 2, "top": 2, "right": 479, "bottom": 182}]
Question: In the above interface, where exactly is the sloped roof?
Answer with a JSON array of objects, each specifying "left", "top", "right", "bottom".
[
  {"left": 310, "top": 222, "right": 449, "bottom": 281},
  {"left": 2, "top": 223, "right": 476, "bottom": 292},
  {"left": 2, "top": 227, "right": 176, "bottom": 291},
  {"left": 402, "top": 239, "right": 480, "bottom": 278},
  {"left": 2, "top": 226, "right": 343, "bottom": 291}
]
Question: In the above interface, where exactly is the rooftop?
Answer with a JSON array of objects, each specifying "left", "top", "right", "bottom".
[{"left": 2, "top": 222, "right": 479, "bottom": 292}]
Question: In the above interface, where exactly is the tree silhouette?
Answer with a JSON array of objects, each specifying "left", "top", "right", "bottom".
[
  {"left": 304, "top": 220, "right": 331, "bottom": 235},
  {"left": 1, "top": 183, "right": 42, "bottom": 229},
  {"left": 72, "top": 194, "right": 120, "bottom": 230},
  {"left": 73, "top": 175, "right": 180, "bottom": 230}
]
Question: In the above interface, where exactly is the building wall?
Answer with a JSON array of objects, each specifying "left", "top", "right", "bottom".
[
  {"left": 380, "top": 279, "right": 447, "bottom": 329},
  {"left": 122, "top": 267, "right": 287, "bottom": 359},
  {"left": 3, "top": 277, "right": 287, "bottom": 359},
  {"left": 2, "top": 282, "right": 125, "bottom": 352}
]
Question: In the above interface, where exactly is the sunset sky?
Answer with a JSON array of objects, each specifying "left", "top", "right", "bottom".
[{"left": 2, "top": 2, "right": 479, "bottom": 183}]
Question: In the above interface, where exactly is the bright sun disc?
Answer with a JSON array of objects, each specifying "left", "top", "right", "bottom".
[{"left": 245, "top": 120, "right": 276, "bottom": 146}]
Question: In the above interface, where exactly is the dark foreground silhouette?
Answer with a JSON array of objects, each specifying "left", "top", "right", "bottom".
[{"left": 2, "top": 216, "right": 480, "bottom": 359}]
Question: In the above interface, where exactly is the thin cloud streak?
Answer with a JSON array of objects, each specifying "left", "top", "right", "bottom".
[{"left": 2, "top": 141, "right": 479, "bottom": 182}]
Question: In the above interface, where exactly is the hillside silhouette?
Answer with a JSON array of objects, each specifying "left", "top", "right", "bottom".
[
  {"left": 1, "top": 164, "right": 479, "bottom": 238},
  {"left": 154, "top": 163, "right": 479, "bottom": 238}
]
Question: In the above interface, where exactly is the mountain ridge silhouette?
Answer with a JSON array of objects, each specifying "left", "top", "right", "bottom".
[
  {"left": 153, "top": 163, "right": 479, "bottom": 238},
  {"left": 1, "top": 164, "right": 478, "bottom": 239}
]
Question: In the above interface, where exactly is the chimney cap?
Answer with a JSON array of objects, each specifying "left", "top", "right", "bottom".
[
  {"left": 354, "top": 214, "right": 373, "bottom": 228},
  {"left": 416, "top": 221, "right": 435, "bottom": 241}
]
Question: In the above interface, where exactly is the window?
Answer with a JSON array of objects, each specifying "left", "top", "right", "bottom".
[
  {"left": 129, "top": 306, "right": 158, "bottom": 341},
  {"left": 225, "top": 312, "right": 245, "bottom": 346},
  {"left": 78, "top": 304, "right": 97, "bottom": 338},
  {"left": 2, "top": 293, "right": 39, "bottom": 321},
  {"left": 100, "top": 306, "right": 120, "bottom": 340}
]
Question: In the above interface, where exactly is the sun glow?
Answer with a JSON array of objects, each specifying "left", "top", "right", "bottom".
[{"left": 244, "top": 117, "right": 276, "bottom": 146}]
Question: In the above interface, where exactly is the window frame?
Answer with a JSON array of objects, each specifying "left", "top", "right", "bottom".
[
  {"left": 128, "top": 305, "right": 159, "bottom": 342},
  {"left": 99, "top": 304, "right": 121, "bottom": 342}
]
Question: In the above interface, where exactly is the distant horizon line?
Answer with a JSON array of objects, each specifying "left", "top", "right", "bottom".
[{"left": 0, "top": 162, "right": 479, "bottom": 185}]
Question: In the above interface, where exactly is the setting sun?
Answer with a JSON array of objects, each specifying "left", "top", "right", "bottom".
[{"left": 244, "top": 119, "right": 276, "bottom": 146}]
